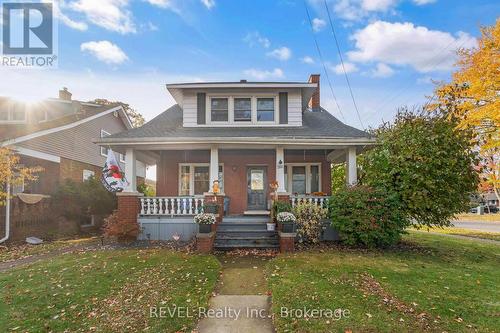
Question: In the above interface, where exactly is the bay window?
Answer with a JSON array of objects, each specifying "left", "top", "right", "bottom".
[{"left": 179, "top": 164, "right": 224, "bottom": 195}]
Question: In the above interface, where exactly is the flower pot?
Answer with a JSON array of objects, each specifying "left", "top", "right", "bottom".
[
  {"left": 267, "top": 223, "right": 276, "bottom": 231},
  {"left": 281, "top": 223, "right": 296, "bottom": 233},
  {"left": 199, "top": 224, "right": 212, "bottom": 233}
]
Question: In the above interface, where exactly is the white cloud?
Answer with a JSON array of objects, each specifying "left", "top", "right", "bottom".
[
  {"left": 312, "top": 18, "right": 326, "bottom": 32},
  {"left": 59, "top": 12, "right": 88, "bottom": 31},
  {"left": 68, "top": 0, "right": 136, "bottom": 34},
  {"left": 347, "top": 21, "right": 476, "bottom": 72},
  {"left": 266, "top": 47, "right": 292, "bottom": 61},
  {"left": 81, "top": 41, "right": 128, "bottom": 64},
  {"left": 243, "top": 31, "right": 271, "bottom": 48},
  {"left": 200, "top": 0, "right": 215, "bottom": 9},
  {"left": 328, "top": 62, "right": 359, "bottom": 74},
  {"left": 243, "top": 68, "right": 284, "bottom": 80},
  {"left": 412, "top": 0, "right": 436, "bottom": 5},
  {"left": 330, "top": 0, "right": 398, "bottom": 21},
  {"left": 301, "top": 56, "right": 315, "bottom": 64},
  {"left": 371, "top": 63, "right": 394, "bottom": 77}
]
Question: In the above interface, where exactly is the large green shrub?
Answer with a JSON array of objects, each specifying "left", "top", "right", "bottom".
[
  {"left": 360, "top": 108, "right": 478, "bottom": 228},
  {"left": 293, "top": 202, "right": 327, "bottom": 244},
  {"left": 52, "top": 178, "right": 117, "bottom": 223},
  {"left": 329, "top": 186, "right": 409, "bottom": 247}
]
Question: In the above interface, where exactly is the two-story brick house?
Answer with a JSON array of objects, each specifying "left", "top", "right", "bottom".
[{"left": 95, "top": 75, "right": 375, "bottom": 248}]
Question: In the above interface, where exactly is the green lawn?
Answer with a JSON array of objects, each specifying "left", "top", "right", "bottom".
[
  {"left": 413, "top": 227, "right": 500, "bottom": 241},
  {"left": 267, "top": 233, "right": 500, "bottom": 332},
  {"left": 0, "top": 249, "right": 220, "bottom": 332}
]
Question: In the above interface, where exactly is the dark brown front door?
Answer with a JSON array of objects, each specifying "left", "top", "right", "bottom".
[{"left": 247, "top": 166, "right": 267, "bottom": 210}]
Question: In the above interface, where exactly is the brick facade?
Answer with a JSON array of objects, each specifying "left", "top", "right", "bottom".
[
  {"left": 157, "top": 149, "right": 332, "bottom": 215},
  {"left": 279, "top": 232, "right": 296, "bottom": 253},
  {"left": 59, "top": 158, "right": 103, "bottom": 183}
]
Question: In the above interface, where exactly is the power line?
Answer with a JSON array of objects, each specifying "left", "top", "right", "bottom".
[
  {"left": 303, "top": 0, "right": 346, "bottom": 123},
  {"left": 324, "top": 0, "right": 365, "bottom": 130}
]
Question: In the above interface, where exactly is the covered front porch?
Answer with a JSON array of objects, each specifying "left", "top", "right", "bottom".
[{"left": 122, "top": 144, "right": 361, "bottom": 217}]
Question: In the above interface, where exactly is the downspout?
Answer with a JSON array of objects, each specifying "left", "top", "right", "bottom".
[{"left": 0, "top": 179, "right": 10, "bottom": 243}]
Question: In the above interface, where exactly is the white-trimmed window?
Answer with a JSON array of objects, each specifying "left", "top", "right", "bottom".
[
  {"left": 207, "top": 95, "right": 278, "bottom": 125},
  {"left": 0, "top": 104, "right": 27, "bottom": 124},
  {"left": 210, "top": 98, "right": 229, "bottom": 122},
  {"left": 83, "top": 169, "right": 95, "bottom": 181},
  {"left": 179, "top": 164, "right": 224, "bottom": 196},
  {"left": 100, "top": 130, "right": 110, "bottom": 156},
  {"left": 119, "top": 153, "right": 126, "bottom": 163},
  {"left": 284, "top": 163, "right": 321, "bottom": 194}
]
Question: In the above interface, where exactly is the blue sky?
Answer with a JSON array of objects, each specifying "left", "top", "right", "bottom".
[{"left": 1, "top": 0, "right": 498, "bottom": 129}]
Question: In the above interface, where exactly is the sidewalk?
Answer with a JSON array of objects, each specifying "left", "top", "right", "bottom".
[{"left": 197, "top": 254, "right": 275, "bottom": 333}]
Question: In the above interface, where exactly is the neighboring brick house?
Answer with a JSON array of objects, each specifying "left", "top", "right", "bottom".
[{"left": 0, "top": 88, "right": 148, "bottom": 194}]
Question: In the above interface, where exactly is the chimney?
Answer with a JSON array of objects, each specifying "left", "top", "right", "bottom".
[
  {"left": 308, "top": 74, "right": 320, "bottom": 111},
  {"left": 59, "top": 87, "right": 72, "bottom": 101},
  {"left": 240, "top": 79, "right": 247, "bottom": 83}
]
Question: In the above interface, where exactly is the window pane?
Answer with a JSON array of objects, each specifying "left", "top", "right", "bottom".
[
  {"left": 194, "top": 166, "right": 209, "bottom": 195},
  {"left": 250, "top": 170, "right": 264, "bottom": 190},
  {"left": 284, "top": 166, "right": 288, "bottom": 192},
  {"left": 180, "top": 166, "right": 190, "bottom": 195},
  {"left": 0, "top": 111, "right": 8, "bottom": 121},
  {"left": 292, "top": 166, "right": 306, "bottom": 194},
  {"left": 211, "top": 98, "right": 228, "bottom": 121},
  {"left": 257, "top": 98, "right": 274, "bottom": 121},
  {"left": 311, "top": 165, "right": 319, "bottom": 193},
  {"left": 234, "top": 98, "right": 251, "bottom": 121}
]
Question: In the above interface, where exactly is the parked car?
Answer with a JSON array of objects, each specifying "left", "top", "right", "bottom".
[{"left": 470, "top": 205, "right": 498, "bottom": 214}]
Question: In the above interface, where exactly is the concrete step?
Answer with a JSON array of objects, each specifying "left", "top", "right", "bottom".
[
  {"left": 216, "top": 235, "right": 278, "bottom": 241},
  {"left": 215, "top": 237, "right": 279, "bottom": 247},
  {"left": 218, "top": 223, "right": 269, "bottom": 231},
  {"left": 215, "top": 243, "right": 280, "bottom": 249},
  {"left": 217, "top": 230, "right": 277, "bottom": 237},
  {"left": 223, "top": 216, "right": 270, "bottom": 223}
]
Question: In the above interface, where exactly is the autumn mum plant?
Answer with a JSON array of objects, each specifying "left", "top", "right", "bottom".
[
  {"left": 277, "top": 212, "right": 296, "bottom": 233},
  {"left": 194, "top": 213, "right": 216, "bottom": 233}
]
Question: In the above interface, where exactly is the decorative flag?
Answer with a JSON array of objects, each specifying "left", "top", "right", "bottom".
[{"left": 101, "top": 149, "right": 129, "bottom": 192}]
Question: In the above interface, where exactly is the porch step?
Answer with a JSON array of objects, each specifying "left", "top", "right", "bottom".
[
  {"left": 214, "top": 243, "right": 279, "bottom": 249},
  {"left": 222, "top": 216, "right": 270, "bottom": 223},
  {"left": 243, "top": 210, "right": 271, "bottom": 216},
  {"left": 214, "top": 238, "right": 279, "bottom": 248},
  {"left": 215, "top": 217, "right": 278, "bottom": 249}
]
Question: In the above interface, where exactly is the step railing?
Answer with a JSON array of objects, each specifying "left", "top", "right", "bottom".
[
  {"left": 290, "top": 195, "right": 329, "bottom": 208},
  {"left": 140, "top": 196, "right": 205, "bottom": 216}
]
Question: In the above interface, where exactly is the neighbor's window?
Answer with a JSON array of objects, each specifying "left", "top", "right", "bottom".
[
  {"left": 179, "top": 164, "right": 224, "bottom": 196},
  {"left": 119, "top": 153, "right": 126, "bottom": 163},
  {"left": 83, "top": 169, "right": 95, "bottom": 181},
  {"left": 100, "top": 130, "right": 110, "bottom": 156},
  {"left": 211, "top": 98, "right": 229, "bottom": 122},
  {"left": 0, "top": 104, "right": 26, "bottom": 123},
  {"left": 234, "top": 98, "right": 252, "bottom": 122}
]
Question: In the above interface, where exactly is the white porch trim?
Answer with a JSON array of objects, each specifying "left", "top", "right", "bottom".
[
  {"left": 346, "top": 147, "right": 357, "bottom": 185},
  {"left": 209, "top": 147, "right": 219, "bottom": 189},
  {"left": 124, "top": 148, "right": 137, "bottom": 192},
  {"left": 276, "top": 147, "right": 286, "bottom": 193}
]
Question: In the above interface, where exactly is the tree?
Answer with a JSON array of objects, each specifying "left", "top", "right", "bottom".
[
  {"left": 431, "top": 19, "right": 499, "bottom": 200},
  {"left": 92, "top": 99, "right": 145, "bottom": 128},
  {"left": 0, "top": 148, "right": 42, "bottom": 205},
  {"left": 360, "top": 107, "right": 479, "bottom": 228}
]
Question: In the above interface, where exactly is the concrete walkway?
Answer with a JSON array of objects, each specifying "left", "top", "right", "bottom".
[{"left": 197, "top": 255, "right": 275, "bottom": 333}]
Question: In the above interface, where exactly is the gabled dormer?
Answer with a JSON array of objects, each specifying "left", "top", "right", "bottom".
[{"left": 166, "top": 74, "right": 319, "bottom": 128}]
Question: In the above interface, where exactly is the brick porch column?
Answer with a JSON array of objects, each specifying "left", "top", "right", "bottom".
[
  {"left": 196, "top": 232, "right": 215, "bottom": 253},
  {"left": 279, "top": 231, "right": 296, "bottom": 253},
  {"left": 116, "top": 191, "right": 143, "bottom": 240}
]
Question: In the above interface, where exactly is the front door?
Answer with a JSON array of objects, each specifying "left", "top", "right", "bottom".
[{"left": 247, "top": 166, "right": 267, "bottom": 210}]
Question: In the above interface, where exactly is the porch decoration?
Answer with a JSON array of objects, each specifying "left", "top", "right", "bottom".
[
  {"left": 270, "top": 180, "right": 279, "bottom": 200},
  {"left": 101, "top": 149, "right": 129, "bottom": 192},
  {"left": 212, "top": 180, "right": 220, "bottom": 195},
  {"left": 194, "top": 213, "right": 216, "bottom": 233},
  {"left": 277, "top": 212, "right": 297, "bottom": 233}
]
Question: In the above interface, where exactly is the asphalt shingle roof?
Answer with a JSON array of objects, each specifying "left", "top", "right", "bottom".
[{"left": 107, "top": 104, "right": 371, "bottom": 140}]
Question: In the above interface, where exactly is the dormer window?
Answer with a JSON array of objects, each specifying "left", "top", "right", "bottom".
[
  {"left": 257, "top": 98, "right": 275, "bottom": 122},
  {"left": 234, "top": 98, "right": 251, "bottom": 122},
  {"left": 210, "top": 98, "right": 229, "bottom": 122},
  {"left": 207, "top": 95, "right": 278, "bottom": 125}
]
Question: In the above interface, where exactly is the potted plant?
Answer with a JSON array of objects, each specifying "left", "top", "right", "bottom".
[
  {"left": 194, "top": 213, "right": 216, "bottom": 233},
  {"left": 277, "top": 212, "right": 296, "bottom": 233}
]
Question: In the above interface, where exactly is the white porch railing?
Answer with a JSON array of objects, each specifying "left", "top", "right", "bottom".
[
  {"left": 290, "top": 195, "right": 329, "bottom": 208},
  {"left": 140, "top": 196, "right": 205, "bottom": 216}
]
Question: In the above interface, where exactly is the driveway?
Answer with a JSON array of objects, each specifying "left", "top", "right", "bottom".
[{"left": 451, "top": 221, "right": 500, "bottom": 233}]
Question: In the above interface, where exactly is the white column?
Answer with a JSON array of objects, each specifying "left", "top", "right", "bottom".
[
  {"left": 209, "top": 147, "right": 219, "bottom": 191},
  {"left": 347, "top": 147, "right": 357, "bottom": 185},
  {"left": 276, "top": 147, "right": 286, "bottom": 192},
  {"left": 125, "top": 148, "right": 137, "bottom": 192}
]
